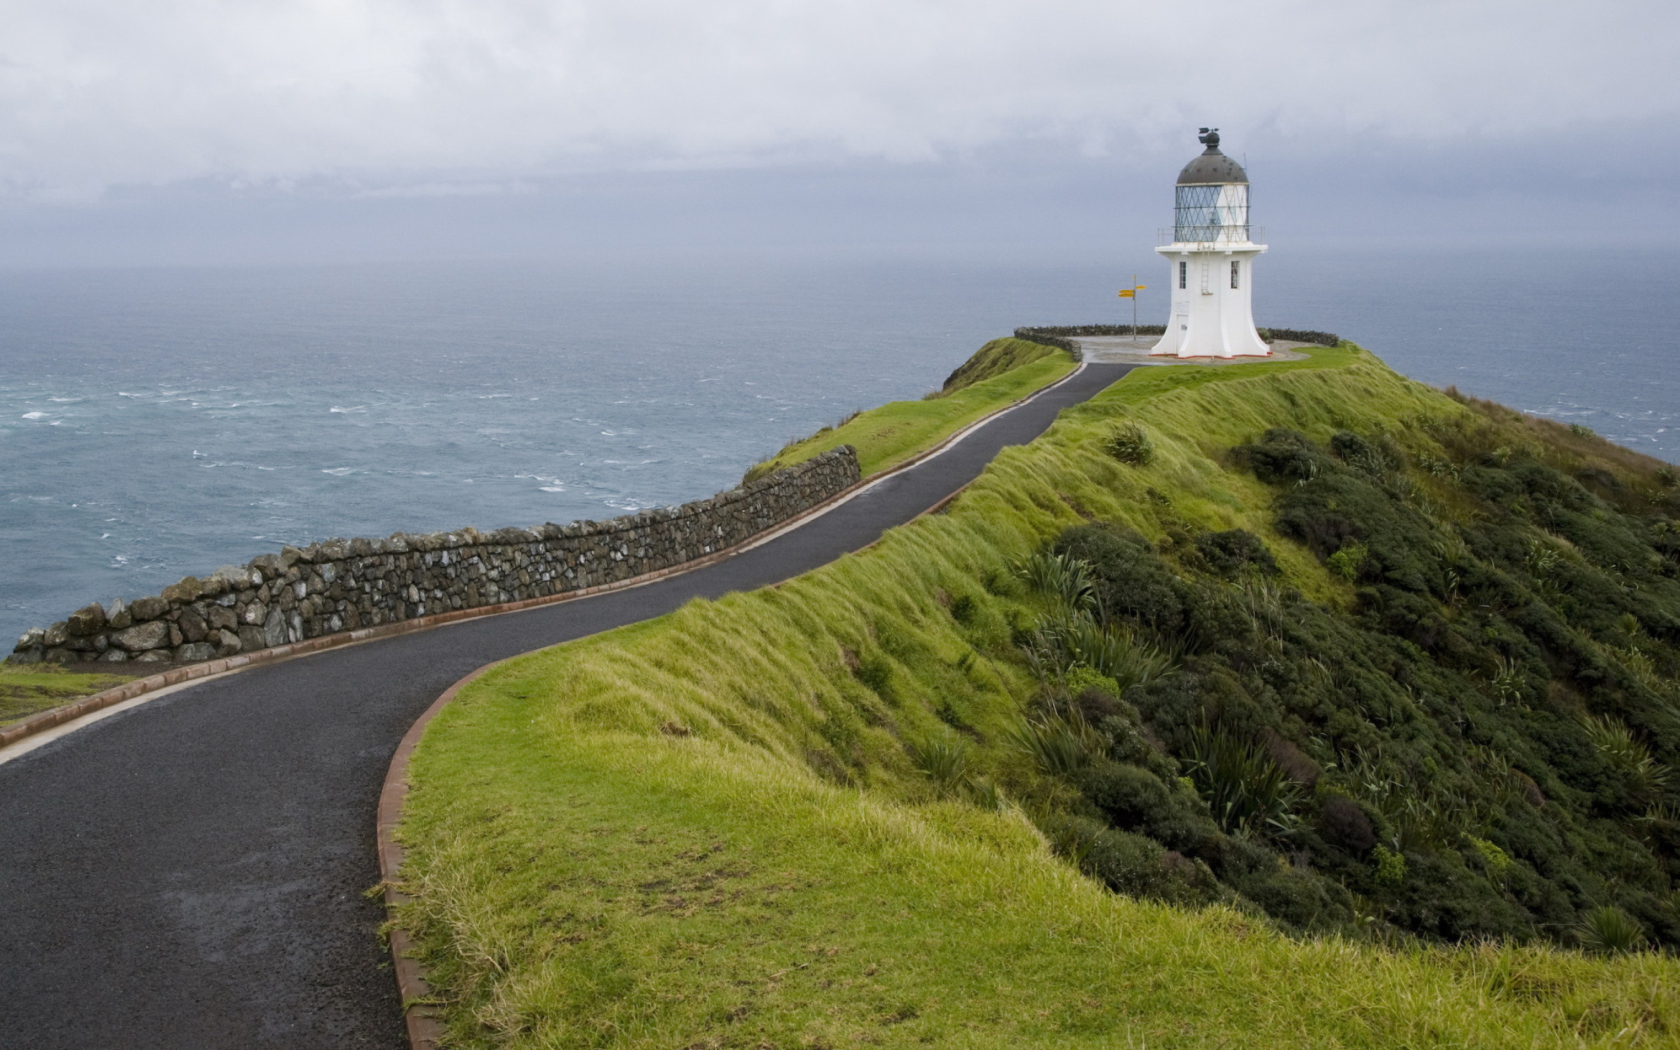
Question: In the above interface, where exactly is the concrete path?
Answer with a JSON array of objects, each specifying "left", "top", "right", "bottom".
[{"left": 0, "top": 363, "right": 1130, "bottom": 1049}]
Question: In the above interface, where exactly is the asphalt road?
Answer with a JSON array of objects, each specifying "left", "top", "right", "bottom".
[{"left": 0, "top": 362, "right": 1130, "bottom": 1049}]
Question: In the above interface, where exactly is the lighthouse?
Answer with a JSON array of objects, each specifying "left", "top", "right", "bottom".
[{"left": 1151, "top": 129, "right": 1270, "bottom": 358}]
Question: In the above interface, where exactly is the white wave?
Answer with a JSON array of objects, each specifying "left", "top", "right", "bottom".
[
  {"left": 21, "top": 411, "right": 46, "bottom": 419},
  {"left": 329, "top": 405, "right": 367, "bottom": 413},
  {"left": 321, "top": 467, "right": 356, "bottom": 476},
  {"left": 540, "top": 486, "right": 565, "bottom": 493}
]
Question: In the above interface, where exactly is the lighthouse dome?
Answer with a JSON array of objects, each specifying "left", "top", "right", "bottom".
[
  {"left": 1170, "top": 129, "right": 1251, "bottom": 244},
  {"left": 1176, "top": 128, "right": 1247, "bottom": 185}
]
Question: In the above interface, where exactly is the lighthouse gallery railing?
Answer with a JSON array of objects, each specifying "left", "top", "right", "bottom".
[{"left": 1158, "top": 226, "right": 1265, "bottom": 247}]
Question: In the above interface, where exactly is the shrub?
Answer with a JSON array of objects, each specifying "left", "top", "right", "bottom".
[
  {"left": 1185, "top": 725, "right": 1301, "bottom": 839},
  {"left": 1031, "top": 613, "right": 1176, "bottom": 695},
  {"left": 1467, "top": 836, "right": 1514, "bottom": 879},
  {"left": 1234, "top": 866, "right": 1354, "bottom": 932},
  {"left": 1330, "top": 430, "right": 1383, "bottom": 470},
  {"left": 1039, "top": 813, "right": 1106, "bottom": 868},
  {"left": 1078, "top": 760, "right": 1217, "bottom": 850},
  {"left": 1098, "top": 714, "right": 1181, "bottom": 782},
  {"left": 1327, "top": 541, "right": 1370, "bottom": 581},
  {"left": 1082, "top": 828, "right": 1164, "bottom": 893},
  {"left": 1256, "top": 326, "right": 1340, "bottom": 347},
  {"left": 1318, "top": 793, "right": 1377, "bottom": 854},
  {"left": 1233, "top": 428, "right": 1326, "bottom": 484},
  {"left": 1194, "top": 529, "right": 1279, "bottom": 578},
  {"left": 1082, "top": 829, "right": 1217, "bottom": 905},
  {"left": 1053, "top": 526, "right": 1187, "bottom": 633},
  {"left": 1582, "top": 715, "right": 1673, "bottom": 801},
  {"left": 1083, "top": 626, "right": 1177, "bottom": 694},
  {"left": 1104, "top": 423, "right": 1155, "bottom": 465},
  {"left": 1488, "top": 655, "right": 1527, "bottom": 707},
  {"left": 1010, "top": 716, "right": 1099, "bottom": 778},
  {"left": 1063, "top": 665, "right": 1122, "bottom": 705},
  {"left": 948, "top": 593, "right": 978, "bottom": 625},
  {"left": 1569, "top": 423, "right": 1597, "bottom": 438},
  {"left": 1576, "top": 905, "right": 1646, "bottom": 954},
  {"left": 911, "top": 735, "right": 973, "bottom": 794},
  {"left": 1014, "top": 550, "right": 1098, "bottom": 614},
  {"left": 1372, "top": 845, "right": 1407, "bottom": 888}
]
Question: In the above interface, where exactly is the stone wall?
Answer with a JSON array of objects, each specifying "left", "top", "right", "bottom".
[{"left": 10, "top": 447, "right": 860, "bottom": 668}]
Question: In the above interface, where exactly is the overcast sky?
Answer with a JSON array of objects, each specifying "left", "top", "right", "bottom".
[{"left": 2, "top": 0, "right": 1677, "bottom": 265}]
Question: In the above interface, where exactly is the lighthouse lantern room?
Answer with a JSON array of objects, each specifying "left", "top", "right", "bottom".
[{"left": 1150, "top": 129, "right": 1270, "bottom": 358}]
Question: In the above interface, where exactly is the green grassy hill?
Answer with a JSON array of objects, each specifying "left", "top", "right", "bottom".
[
  {"left": 741, "top": 338, "right": 1075, "bottom": 482},
  {"left": 396, "top": 341, "right": 1680, "bottom": 1048}
]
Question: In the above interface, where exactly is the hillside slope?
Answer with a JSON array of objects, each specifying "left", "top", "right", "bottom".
[
  {"left": 397, "top": 343, "right": 1680, "bottom": 1048},
  {"left": 742, "top": 338, "right": 1075, "bottom": 482}
]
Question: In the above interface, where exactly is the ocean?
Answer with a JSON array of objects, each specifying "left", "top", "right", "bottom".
[{"left": 2, "top": 248, "right": 1676, "bottom": 646}]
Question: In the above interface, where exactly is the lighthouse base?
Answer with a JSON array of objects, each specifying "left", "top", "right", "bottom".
[{"left": 1150, "top": 242, "right": 1269, "bottom": 359}]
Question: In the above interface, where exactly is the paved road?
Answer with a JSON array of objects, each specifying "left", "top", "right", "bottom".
[{"left": 0, "top": 362, "right": 1130, "bottom": 1049}]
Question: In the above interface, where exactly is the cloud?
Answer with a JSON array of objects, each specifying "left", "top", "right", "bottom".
[{"left": 1, "top": 0, "right": 1676, "bottom": 198}]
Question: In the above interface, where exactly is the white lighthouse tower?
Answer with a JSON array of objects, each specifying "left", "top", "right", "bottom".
[{"left": 1151, "top": 129, "right": 1270, "bottom": 358}]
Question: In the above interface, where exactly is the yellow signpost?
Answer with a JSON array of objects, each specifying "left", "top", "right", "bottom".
[{"left": 1117, "top": 276, "right": 1147, "bottom": 338}]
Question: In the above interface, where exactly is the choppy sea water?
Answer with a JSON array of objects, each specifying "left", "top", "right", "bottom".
[{"left": 2, "top": 249, "right": 1676, "bottom": 645}]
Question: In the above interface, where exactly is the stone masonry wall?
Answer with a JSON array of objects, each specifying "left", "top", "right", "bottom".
[{"left": 10, "top": 446, "right": 860, "bottom": 668}]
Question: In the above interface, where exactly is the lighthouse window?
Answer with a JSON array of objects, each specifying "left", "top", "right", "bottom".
[
  {"left": 1179, "top": 261, "right": 1187, "bottom": 289},
  {"left": 1231, "top": 261, "right": 1240, "bottom": 289}
]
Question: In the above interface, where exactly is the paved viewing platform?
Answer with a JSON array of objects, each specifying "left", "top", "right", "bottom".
[{"left": 1075, "top": 334, "right": 1313, "bottom": 365}]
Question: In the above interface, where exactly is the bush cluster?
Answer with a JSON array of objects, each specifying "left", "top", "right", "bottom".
[
  {"left": 1002, "top": 418, "right": 1680, "bottom": 949},
  {"left": 1103, "top": 423, "right": 1156, "bottom": 466}
]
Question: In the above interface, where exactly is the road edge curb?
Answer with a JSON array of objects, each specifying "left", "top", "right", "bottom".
[{"left": 376, "top": 657, "right": 509, "bottom": 1049}]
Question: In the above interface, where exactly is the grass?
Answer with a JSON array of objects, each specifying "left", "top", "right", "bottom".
[
  {"left": 743, "top": 338, "right": 1076, "bottom": 480},
  {"left": 935, "top": 335, "right": 1060, "bottom": 392},
  {"left": 0, "top": 663, "right": 138, "bottom": 727},
  {"left": 398, "top": 342, "right": 1680, "bottom": 1048}
]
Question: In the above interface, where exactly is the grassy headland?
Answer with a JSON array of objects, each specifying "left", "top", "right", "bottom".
[
  {"left": 0, "top": 664, "right": 138, "bottom": 727},
  {"left": 742, "top": 338, "right": 1075, "bottom": 481},
  {"left": 397, "top": 340, "right": 1680, "bottom": 1048}
]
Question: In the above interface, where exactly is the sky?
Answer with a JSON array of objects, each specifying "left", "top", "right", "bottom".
[{"left": 2, "top": 0, "right": 1677, "bottom": 267}]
